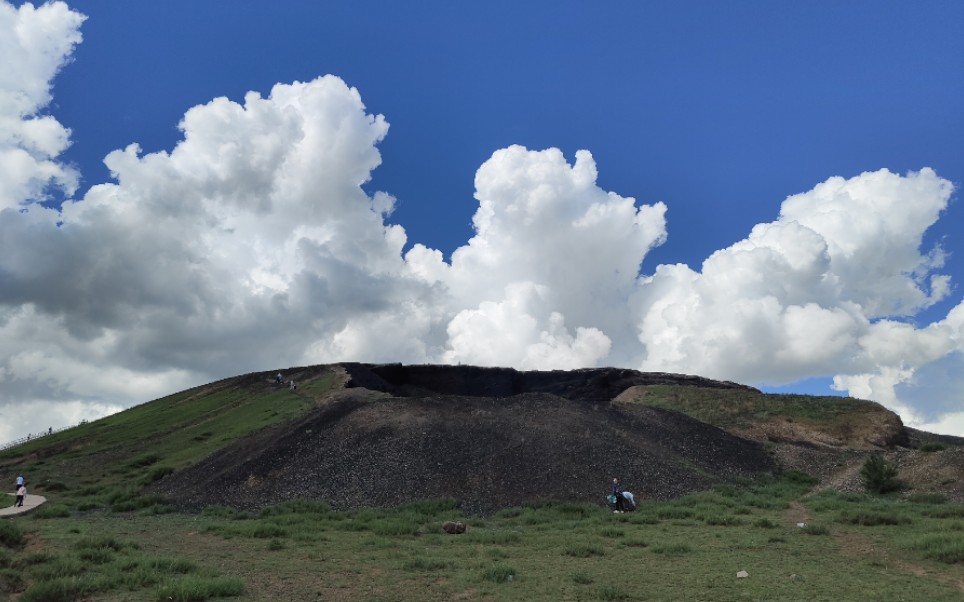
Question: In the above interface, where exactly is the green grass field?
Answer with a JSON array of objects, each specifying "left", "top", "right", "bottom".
[{"left": 2, "top": 475, "right": 963, "bottom": 601}]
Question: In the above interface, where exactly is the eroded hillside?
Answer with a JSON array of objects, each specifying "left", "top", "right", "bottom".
[{"left": 150, "top": 364, "right": 776, "bottom": 513}]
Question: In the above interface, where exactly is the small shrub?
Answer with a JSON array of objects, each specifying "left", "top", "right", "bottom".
[
  {"left": 860, "top": 455, "right": 902, "bottom": 494},
  {"left": 801, "top": 524, "right": 830, "bottom": 536},
  {"left": 481, "top": 564, "right": 516, "bottom": 583},
  {"left": 909, "top": 534, "right": 964, "bottom": 564},
  {"left": 20, "top": 578, "right": 86, "bottom": 602},
  {"left": 783, "top": 470, "right": 819, "bottom": 486},
  {"left": 0, "top": 567, "right": 25, "bottom": 593},
  {"left": 32, "top": 504, "right": 70, "bottom": 519},
  {"left": 267, "top": 539, "right": 286, "bottom": 551},
  {"left": 251, "top": 525, "right": 288, "bottom": 539},
  {"left": 703, "top": 514, "right": 744, "bottom": 526},
  {"left": 837, "top": 511, "right": 910, "bottom": 526},
  {"left": 141, "top": 465, "right": 175, "bottom": 485},
  {"left": 598, "top": 584, "right": 628, "bottom": 600},
  {"left": 0, "top": 521, "right": 24, "bottom": 548},
  {"left": 29, "top": 556, "right": 85, "bottom": 580},
  {"left": 919, "top": 443, "right": 946, "bottom": 453},
  {"left": 126, "top": 453, "right": 161, "bottom": 469},
  {"left": 622, "top": 537, "right": 649, "bottom": 548},
  {"left": 571, "top": 572, "right": 594, "bottom": 585},
  {"left": 155, "top": 576, "right": 244, "bottom": 601},
  {"left": 139, "top": 556, "right": 197, "bottom": 574},
  {"left": 77, "top": 548, "right": 114, "bottom": 564}
]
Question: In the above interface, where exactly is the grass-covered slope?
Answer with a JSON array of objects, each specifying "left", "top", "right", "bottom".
[
  {"left": 0, "top": 365, "right": 342, "bottom": 510},
  {"left": 616, "top": 385, "right": 908, "bottom": 449}
]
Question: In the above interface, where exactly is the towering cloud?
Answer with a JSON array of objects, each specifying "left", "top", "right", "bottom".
[
  {"left": 0, "top": 0, "right": 83, "bottom": 210},
  {"left": 0, "top": 0, "right": 961, "bottom": 443}
]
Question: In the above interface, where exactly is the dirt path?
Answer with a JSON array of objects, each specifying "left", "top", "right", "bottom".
[
  {"left": 0, "top": 492, "right": 46, "bottom": 517},
  {"left": 784, "top": 491, "right": 964, "bottom": 594}
]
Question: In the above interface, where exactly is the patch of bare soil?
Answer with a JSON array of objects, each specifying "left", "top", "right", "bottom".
[
  {"left": 732, "top": 405, "right": 905, "bottom": 449},
  {"left": 152, "top": 364, "right": 778, "bottom": 514}
]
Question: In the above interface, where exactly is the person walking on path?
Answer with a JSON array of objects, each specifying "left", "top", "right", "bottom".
[
  {"left": 15, "top": 473, "right": 24, "bottom": 492},
  {"left": 15, "top": 484, "right": 25, "bottom": 507},
  {"left": 0, "top": 491, "right": 47, "bottom": 516}
]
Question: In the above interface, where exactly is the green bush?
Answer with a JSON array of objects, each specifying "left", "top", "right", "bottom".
[
  {"left": 126, "top": 453, "right": 161, "bottom": 469},
  {"left": 141, "top": 465, "right": 175, "bottom": 485},
  {"left": 481, "top": 564, "right": 517, "bottom": 583},
  {"left": 801, "top": 524, "right": 830, "bottom": 536},
  {"left": 910, "top": 534, "right": 964, "bottom": 564},
  {"left": 782, "top": 470, "right": 819, "bottom": 486},
  {"left": 0, "top": 567, "right": 25, "bottom": 593},
  {"left": 837, "top": 510, "right": 910, "bottom": 526},
  {"left": 860, "top": 455, "right": 902, "bottom": 494},
  {"left": 0, "top": 521, "right": 24, "bottom": 548},
  {"left": 598, "top": 584, "right": 628, "bottom": 600},
  {"left": 32, "top": 503, "right": 70, "bottom": 519},
  {"left": 571, "top": 571, "right": 594, "bottom": 584},
  {"left": 155, "top": 576, "right": 244, "bottom": 601},
  {"left": 565, "top": 544, "right": 606, "bottom": 558}
]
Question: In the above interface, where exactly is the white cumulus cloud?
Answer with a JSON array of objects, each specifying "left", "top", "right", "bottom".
[
  {"left": 0, "top": 0, "right": 82, "bottom": 209},
  {"left": 1, "top": 0, "right": 963, "bottom": 443}
]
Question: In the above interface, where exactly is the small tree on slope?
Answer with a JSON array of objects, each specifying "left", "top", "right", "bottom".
[{"left": 861, "top": 454, "right": 902, "bottom": 494}]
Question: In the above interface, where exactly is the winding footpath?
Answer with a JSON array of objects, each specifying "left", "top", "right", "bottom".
[{"left": 0, "top": 493, "right": 46, "bottom": 517}]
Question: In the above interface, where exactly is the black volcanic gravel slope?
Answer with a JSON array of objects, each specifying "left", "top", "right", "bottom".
[{"left": 155, "top": 386, "right": 777, "bottom": 514}]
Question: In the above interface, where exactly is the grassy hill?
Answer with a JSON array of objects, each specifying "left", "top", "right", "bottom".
[
  {"left": 1, "top": 365, "right": 341, "bottom": 513},
  {"left": 0, "top": 363, "right": 962, "bottom": 601},
  {"left": 615, "top": 385, "right": 907, "bottom": 448}
]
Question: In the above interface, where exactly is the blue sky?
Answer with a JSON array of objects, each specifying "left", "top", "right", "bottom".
[{"left": 1, "top": 0, "right": 963, "bottom": 440}]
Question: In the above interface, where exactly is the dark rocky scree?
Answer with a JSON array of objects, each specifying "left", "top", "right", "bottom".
[{"left": 156, "top": 364, "right": 776, "bottom": 514}]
